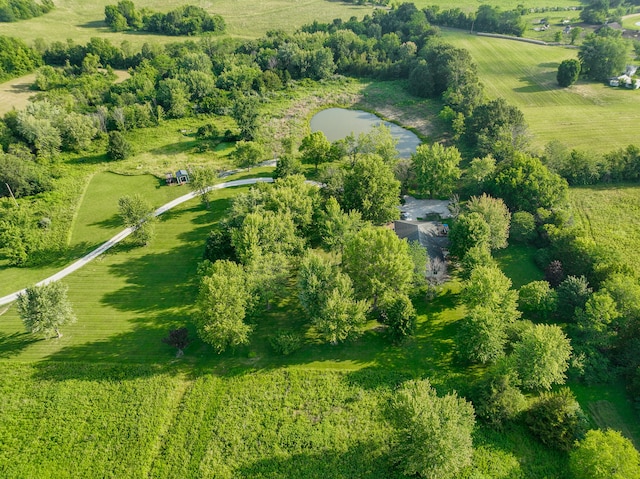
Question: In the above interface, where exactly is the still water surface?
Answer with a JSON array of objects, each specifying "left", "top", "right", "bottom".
[{"left": 310, "top": 108, "right": 421, "bottom": 158}]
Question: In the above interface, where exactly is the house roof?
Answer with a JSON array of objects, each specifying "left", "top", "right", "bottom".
[{"left": 176, "top": 169, "right": 189, "bottom": 176}]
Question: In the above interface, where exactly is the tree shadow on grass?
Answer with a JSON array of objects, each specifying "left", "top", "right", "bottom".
[
  {"left": 0, "top": 332, "right": 39, "bottom": 359},
  {"left": 237, "top": 441, "right": 401, "bottom": 479},
  {"left": 88, "top": 213, "right": 121, "bottom": 230}
]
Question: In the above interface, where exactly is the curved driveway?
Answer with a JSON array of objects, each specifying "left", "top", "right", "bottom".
[{"left": 0, "top": 177, "right": 274, "bottom": 306}]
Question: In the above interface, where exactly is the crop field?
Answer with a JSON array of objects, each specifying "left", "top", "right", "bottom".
[
  {"left": 0, "top": 0, "right": 369, "bottom": 46},
  {"left": 443, "top": 30, "right": 640, "bottom": 153},
  {"left": 570, "top": 184, "right": 640, "bottom": 268}
]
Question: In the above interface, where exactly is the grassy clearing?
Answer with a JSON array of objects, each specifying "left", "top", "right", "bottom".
[
  {"left": 0, "top": 73, "right": 37, "bottom": 116},
  {"left": 494, "top": 243, "right": 544, "bottom": 289},
  {"left": 443, "top": 30, "right": 640, "bottom": 153},
  {"left": 570, "top": 184, "right": 640, "bottom": 268},
  {"left": 0, "top": 0, "right": 370, "bottom": 46}
]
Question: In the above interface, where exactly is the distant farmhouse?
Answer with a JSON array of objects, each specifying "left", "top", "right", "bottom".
[{"left": 609, "top": 65, "right": 640, "bottom": 89}]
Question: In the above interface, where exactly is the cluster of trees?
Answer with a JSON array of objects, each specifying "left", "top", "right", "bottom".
[
  {"left": 105, "top": 1, "right": 225, "bottom": 36},
  {"left": 0, "top": 35, "right": 42, "bottom": 82},
  {"left": 423, "top": 4, "right": 527, "bottom": 36},
  {"left": 196, "top": 158, "right": 425, "bottom": 352},
  {"left": 0, "top": 0, "right": 53, "bottom": 22}
]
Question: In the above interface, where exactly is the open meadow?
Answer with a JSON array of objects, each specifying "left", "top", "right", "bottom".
[
  {"left": 443, "top": 30, "right": 640, "bottom": 154},
  {"left": 570, "top": 183, "right": 640, "bottom": 268},
  {"left": 0, "top": 0, "right": 370, "bottom": 45}
]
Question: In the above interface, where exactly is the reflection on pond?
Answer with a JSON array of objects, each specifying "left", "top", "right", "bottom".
[{"left": 310, "top": 108, "right": 421, "bottom": 158}]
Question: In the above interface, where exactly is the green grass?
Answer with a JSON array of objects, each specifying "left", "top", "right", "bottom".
[
  {"left": 0, "top": 0, "right": 370, "bottom": 46},
  {"left": 443, "top": 30, "right": 640, "bottom": 153},
  {"left": 494, "top": 243, "right": 544, "bottom": 289},
  {"left": 570, "top": 184, "right": 640, "bottom": 268}
]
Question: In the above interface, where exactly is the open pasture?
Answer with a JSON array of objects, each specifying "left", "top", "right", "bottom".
[
  {"left": 444, "top": 30, "right": 640, "bottom": 153},
  {"left": 0, "top": 74, "right": 37, "bottom": 116},
  {"left": 0, "top": 0, "right": 369, "bottom": 46}
]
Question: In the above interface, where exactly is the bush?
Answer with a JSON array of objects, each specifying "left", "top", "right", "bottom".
[
  {"left": 269, "top": 330, "right": 303, "bottom": 355},
  {"left": 473, "top": 367, "right": 526, "bottom": 429},
  {"left": 107, "top": 131, "right": 132, "bottom": 160},
  {"left": 377, "top": 292, "right": 417, "bottom": 343},
  {"left": 557, "top": 59, "right": 581, "bottom": 87},
  {"left": 525, "top": 388, "right": 588, "bottom": 451}
]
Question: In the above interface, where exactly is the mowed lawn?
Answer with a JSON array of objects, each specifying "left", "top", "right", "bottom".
[
  {"left": 0, "top": 0, "right": 369, "bottom": 46},
  {"left": 570, "top": 184, "right": 640, "bottom": 267},
  {"left": 443, "top": 30, "right": 640, "bottom": 153}
]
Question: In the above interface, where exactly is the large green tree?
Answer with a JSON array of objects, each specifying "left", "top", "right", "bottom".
[
  {"left": 343, "top": 226, "right": 414, "bottom": 305},
  {"left": 490, "top": 153, "right": 568, "bottom": 213},
  {"left": 466, "top": 193, "right": 511, "bottom": 250},
  {"left": 570, "top": 429, "right": 640, "bottom": 479},
  {"left": 189, "top": 165, "right": 218, "bottom": 209},
  {"left": 17, "top": 282, "right": 76, "bottom": 339},
  {"left": 342, "top": 154, "right": 400, "bottom": 225},
  {"left": 299, "top": 131, "right": 331, "bottom": 171},
  {"left": 579, "top": 32, "right": 629, "bottom": 82},
  {"left": 512, "top": 323, "right": 573, "bottom": 391},
  {"left": 411, "top": 142, "right": 462, "bottom": 199},
  {"left": 557, "top": 58, "right": 581, "bottom": 87},
  {"left": 393, "top": 379, "right": 475, "bottom": 479},
  {"left": 449, "top": 212, "right": 491, "bottom": 259},
  {"left": 194, "top": 260, "right": 253, "bottom": 353}
]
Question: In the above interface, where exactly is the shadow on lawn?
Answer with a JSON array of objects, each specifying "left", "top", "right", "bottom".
[
  {"left": 0, "top": 332, "right": 39, "bottom": 359},
  {"left": 237, "top": 441, "right": 400, "bottom": 479}
]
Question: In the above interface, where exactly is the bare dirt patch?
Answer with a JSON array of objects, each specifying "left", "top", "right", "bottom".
[{"left": 0, "top": 73, "right": 37, "bottom": 115}]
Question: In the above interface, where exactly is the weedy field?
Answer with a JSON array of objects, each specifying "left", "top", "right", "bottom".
[{"left": 570, "top": 183, "right": 640, "bottom": 268}]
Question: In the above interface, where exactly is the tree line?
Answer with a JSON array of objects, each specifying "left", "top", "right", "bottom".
[
  {"left": 0, "top": 0, "right": 53, "bottom": 22},
  {"left": 104, "top": 0, "right": 225, "bottom": 36}
]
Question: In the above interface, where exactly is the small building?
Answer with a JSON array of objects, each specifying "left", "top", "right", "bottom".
[
  {"left": 610, "top": 78, "right": 620, "bottom": 87},
  {"left": 176, "top": 169, "right": 190, "bottom": 184}
]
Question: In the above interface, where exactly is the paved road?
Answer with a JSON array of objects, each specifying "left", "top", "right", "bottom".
[{"left": 0, "top": 177, "right": 274, "bottom": 306}]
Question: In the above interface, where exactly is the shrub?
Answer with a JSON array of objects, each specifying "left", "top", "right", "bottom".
[
  {"left": 107, "top": 131, "right": 132, "bottom": 160},
  {"left": 525, "top": 388, "right": 589, "bottom": 451},
  {"left": 510, "top": 211, "right": 536, "bottom": 243},
  {"left": 270, "top": 330, "right": 303, "bottom": 355}
]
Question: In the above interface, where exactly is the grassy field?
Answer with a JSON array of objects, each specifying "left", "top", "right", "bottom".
[
  {"left": 0, "top": 74, "right": 37, "bottom": 115},
  {"left": 570, "top": 183, "right": 640, "bottom": 268},
  {"left": 443, "top": 30, "right": 640, "bottom": 154},
  {"left": 0, "top": 0, "right": 370, "bottom": 46}
]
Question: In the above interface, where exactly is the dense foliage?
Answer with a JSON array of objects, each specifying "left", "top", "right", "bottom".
[
  {"left": 0, "top": 35, "right": 42, "bottom": 81},
  {"left": 105, "top": 1, "right": 225, "bottom": 36},
  {"left": 0, "top": 0, "right": 53, "bottom": 22}
]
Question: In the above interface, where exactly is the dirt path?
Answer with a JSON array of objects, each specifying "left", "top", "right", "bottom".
[{"left": 0, "top": 73, "right": 37, "bottom": 115}]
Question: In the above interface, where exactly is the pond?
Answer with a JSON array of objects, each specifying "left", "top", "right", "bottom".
[{"left": 310, "top": 108, "right": 421, "bottom": 159}]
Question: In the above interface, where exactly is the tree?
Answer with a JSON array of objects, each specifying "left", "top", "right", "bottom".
[
  {"left": 313, "top": 273, "right": 369, "bottom": 344},
  {"left": 556, "top": 275, "right": 592, "bottom": 320},
  {"left": 320, "top": 197, "right": 365, "bottom": 252},
  {"left": 464, "top": 98, "right": 528, "bottom": 160},
  {"left": 466, "top": 193, "right": 511, "bottom": 250},
  {"left": 490, "top": 152, "right": 568, "bottom": 213},
  {"left": 557, "top": 58, "right": 581, "bottom": 87},
  {"left": 343, "top": 226, "right": 414, "bottom": 305},
  {"left": 473, "top": 366, "right": 527, "bottom": 429},
  {"left": 342, "top": 154, "right": 401, "bottom": 225},
  {"left": 194, "top": 260, "right": 253, "bottom": 353},
  {"left": 17, "top": 282, "right": 76, "bottom": 339},
  {"left": 449, "top": 212, "right": 490, "bottom": 259},
  {"left": 189, "top": 165, "right": 217, "bottom": 208},
  {"left": 461, "top": 264, "right": 519, "bottom": 320},
  {"left": 570, "top": 429, "right": 640, "bottom": 479},
  {"left": 579, "top": 32, "right": 629, "bottom": 82},
  {"left": 232, "top": 139, "right": 265, "bottom": 168},
  {"left": 458, "top": 306, "right": 509, "bottom": 364},
  {"left": 231, "top": 94, "right": 259, "bottom": 141},
  {"left": 512, "top": 323, "right": 573, "bottom": 390},
  {"left": 412, "top": 142, "right": 462, "bottom": 199},
  {"left": 510, "top": 211, "right": 536, "bottom": 243},
  {"left": 162, "top": 327, "right": 190, "bottom": 357},
  {"left": 407, "top": 239, "right": 428, "bottom": 286},
  {"left": 518, "top": 280, "right": 557, "bottom": 319},
  {"left": 393, "top": 379, "right": 475, "bottom": 479},
  {"left": 107, "top": 131, "right": 132, "bottom": 160},
  {"left": 525, "top": 388, "right": 588, "bottom": 451},
  {"left": 570, "top": 27, "right": 583, "bottom": 45},
  {"left": 467, "top": 154, "right": 496, "bottom": 185},
  {"left": 156, "top": 78, "right": 190, "bottom": 118},
  {"left": 299, "top": 131, "right": 331, "bottom": 171},
  {"left": 118, "top": 194, "right": 156, "bottom": 245},
  {"left": 545, "top": 259, "right": 565, "bottom": 287},
  {"left": 273, "top": 154, "right": 302, "bottom": 179},
  {"left": 377, "top": 292, "right": 417, "bottom": 342},
  {"left": 459, "top": 244, "right": 496, "bottom": 281}
]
